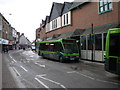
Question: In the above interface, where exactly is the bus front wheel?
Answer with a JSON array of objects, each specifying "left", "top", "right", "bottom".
[
  {"left": 42, "top": 54, "right": 45, "bottom": 59},
  {"left": 59, "top": 57, "right": 64, "bottom": 63}
]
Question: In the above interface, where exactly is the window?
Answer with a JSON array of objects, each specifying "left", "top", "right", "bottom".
[
  {"left": 109, "top": 33, "right": 120, "bottom": 56},
  {"left": 62, "top": 12, "right": 71, "bottom": 26},
  {"left": 88, "top": 35, "right": 95, "bottom": 50},
  {"left": 64, "top": 15, "right": 66, "bottom": 25},
  {"left": 52, "top": 19, "right": 57, "bottom": 30},
  {"left": 80, "top": 36, "right": 86, "bottom": 50},
  {"left": 40, "top": 42, "right": 63, "bottom": 52},
  {"left": 95, "top": 34, "right": 102, "bottom": 50},
  {"left": 99, "top": 0, "right": 112, "bottom": 13},
  {"left": 66, "top": 13, "right": 68, "bottom": 25}
]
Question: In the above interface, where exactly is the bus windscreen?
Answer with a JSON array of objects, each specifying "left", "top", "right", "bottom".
[
  {"left": 109, "top": 33, "right": 120, "bottom": 56},
  {"left": 63, "top": 43, "right": 78, "bottom": 53}
]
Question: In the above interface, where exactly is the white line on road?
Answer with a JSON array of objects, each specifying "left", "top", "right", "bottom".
[
  {"left": 36, "top": 75, "right": 66, "bottom": 89},
  {"left": 35, "top": 77, "right": 50, "bottom": 89},
  {"left": 12, "top": 67, "right": 21, "bottom": 76},
  {"left": 67, "top": 71, "right": 119, "bottom": 85},
  {"left": 67, "top": 71, "right": 77, "bottom": 74},
  {"left": 20, "top": 66, "right": 28, "bottom": 72},
  {"left": 35, "top": 63, "right": 45, "bottom": 68},
  {"left": 9, "top": 54, "right": 17, "bottom": 63},
  {"left": 36, "top": 74, "right": 46, "bottom": 77}
]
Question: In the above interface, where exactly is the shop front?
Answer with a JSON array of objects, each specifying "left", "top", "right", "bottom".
[{"left": 80, "top": 23, "right": 120, "bottom": 62}]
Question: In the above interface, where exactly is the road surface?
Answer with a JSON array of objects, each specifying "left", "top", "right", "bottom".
[{"left": 2, "top": 49, "right": 120, "bottom": 89}]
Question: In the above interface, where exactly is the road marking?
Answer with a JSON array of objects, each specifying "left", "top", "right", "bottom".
[
  {"left": 67, "top": 71, "right": 77, "bottom": 74},
  {"left": 35, "top": 63, "right": 45, "bottom": 68},
  {"left": 20, "top": 66, "right": 28, "bottom": 72},
  {"left": 96, "top": 79, "right": 119, "bottom": 85},
  {"left": 78, "top": 72, "right": 95, "bottom": 80},
  {"left": 67, "top": 71, "right": 119, "bottom": 85},
  {"left": 36, "top": 75, "right": 66, "bottom": 89},
  {"left": 35, "top": 78, "right": 50, "bottom": 89},
  {"left": 9, "top": 54, "right": 17, "bottom": 63},
  {"left": 36, "top": 74, "right": 46, "bottom": 77},
  {"left": 12, "top": 67, "right": 21, "bottom": 76}
]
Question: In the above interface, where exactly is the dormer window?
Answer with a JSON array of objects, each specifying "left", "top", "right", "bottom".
[{"left": 62, "top": 11, "right": 71, "bottom": 26}]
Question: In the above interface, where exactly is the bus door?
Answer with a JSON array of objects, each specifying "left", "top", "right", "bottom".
[{"left": 109, "top": 33, "right": 120, "bottom": 73}]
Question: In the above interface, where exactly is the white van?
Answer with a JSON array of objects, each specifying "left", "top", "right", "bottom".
[{"left": 31, "top": 45, "right": 35, "bottom": 51}]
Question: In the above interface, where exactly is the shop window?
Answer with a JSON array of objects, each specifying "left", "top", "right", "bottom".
[
  {"left": 88, "top": 34, "right": 94, "bottom": 50},
  {"left": 95, "top": 34, "right": 102, "bottom": 50},
  {"left": 81, "top": 35, "right": 86, "bottom": 50},
  {"left": 99, "top": 0, "right": 112, "bottom": 14}
]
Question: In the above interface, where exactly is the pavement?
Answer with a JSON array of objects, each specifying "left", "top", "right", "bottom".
[
  {"left": 0, "top": 53, "right": 2, "bottom": 90},
  {"left": 2, "top": 53, "right": 18, "bottom": 89}
]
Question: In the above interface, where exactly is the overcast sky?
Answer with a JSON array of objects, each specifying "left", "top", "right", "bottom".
[{"left": 0, "top": 0, "right": 73, "bottom": 42}]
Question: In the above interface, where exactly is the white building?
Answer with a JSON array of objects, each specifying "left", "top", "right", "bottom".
[{"left": 19, "top": 33, "right": 31, "bottom": 49}]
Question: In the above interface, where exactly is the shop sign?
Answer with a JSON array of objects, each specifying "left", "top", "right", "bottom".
[{"left": 0, "top": 39, "right": 9, "bottom": 44}]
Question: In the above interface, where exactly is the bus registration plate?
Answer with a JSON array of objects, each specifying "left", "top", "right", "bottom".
[{"left": 70, "top": 58, "right": 74, "bottom": 60}]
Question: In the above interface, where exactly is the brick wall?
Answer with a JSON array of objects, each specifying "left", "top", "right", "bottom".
[
  {"left": 36, "top": 28, "right": 40, "bottom": 39},
  {"left": 40, "top": 27, "right": 46, "bottom": 39},
  {"left": 44, "top": 2, "right": 119, "bottom": 38}
]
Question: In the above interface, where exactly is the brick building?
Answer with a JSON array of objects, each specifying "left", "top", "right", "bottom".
[{"left": 36, "top": 0, "right": 120, "bottom": 62}]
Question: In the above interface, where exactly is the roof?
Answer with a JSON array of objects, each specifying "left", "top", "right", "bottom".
[
  {"left": 45, "top": 16, "right": 50, "bottom": 24},
  {"left": 62, "top": 2, "right": 73, "bottom": 14},
  {"left": 0, "top": 13, "right": 10, "bottom": 25},
  {"left": 69, "top": 0, "right": 90, "bottom": 10},
  {"left": 49, "top": 2, "right": 64, "bottom": 21}
]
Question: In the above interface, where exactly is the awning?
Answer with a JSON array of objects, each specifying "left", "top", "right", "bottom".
[
  {"left": 54, "top": 29, "right": 85, "bottom": 39},
  {"left": 72, "top": 29, "right": 85, "bottom": 36},
  {"left": 0, "top": 38, "right": 9, "bottom": 45},
  {"left": 57, "top": 31, "right": 74, "bottom": 39},
  {"left": 82, "top": 23, "right": 120, "bottom": 35}
]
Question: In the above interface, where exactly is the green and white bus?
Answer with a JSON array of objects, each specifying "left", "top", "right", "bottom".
[
  {"left": 38, "top": 39, "right": 79, "bottom": 62},
  {"left": 105, "top": 28, "right": 120, "bottom": 75}
]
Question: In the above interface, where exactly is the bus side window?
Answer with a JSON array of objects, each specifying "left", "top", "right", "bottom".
[{"left": 54, "top": 42, "right": 63, "bottom": 52}]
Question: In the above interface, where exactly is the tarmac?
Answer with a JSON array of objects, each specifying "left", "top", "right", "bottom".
[{"left": 1, "top": 50, "right": 120, "bottom": 89}]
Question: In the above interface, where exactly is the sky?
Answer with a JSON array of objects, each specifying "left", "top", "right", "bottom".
[{"left": 0, "top": 0, "right": 73, "bottom": 42}]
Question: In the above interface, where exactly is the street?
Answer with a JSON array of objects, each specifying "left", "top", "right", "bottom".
[{"left": 2, "top": 49, "right": 120, "bottom": 89}]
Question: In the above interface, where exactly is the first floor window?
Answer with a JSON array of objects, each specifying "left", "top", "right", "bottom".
[{"left": 99, "top": 0, "right": 112, "bottom": 13}]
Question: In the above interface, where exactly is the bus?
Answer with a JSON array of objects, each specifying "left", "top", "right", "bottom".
[
  {"left": 38, "top": 39, "right": 79, "bottom": 62},
  {"left": 104, "top": 28, "right": 120, "bottom": 75}
]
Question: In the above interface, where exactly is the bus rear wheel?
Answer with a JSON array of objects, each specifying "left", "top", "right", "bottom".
[{"left": 59, "top": 57, "right": 64, "bottom": 63}]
